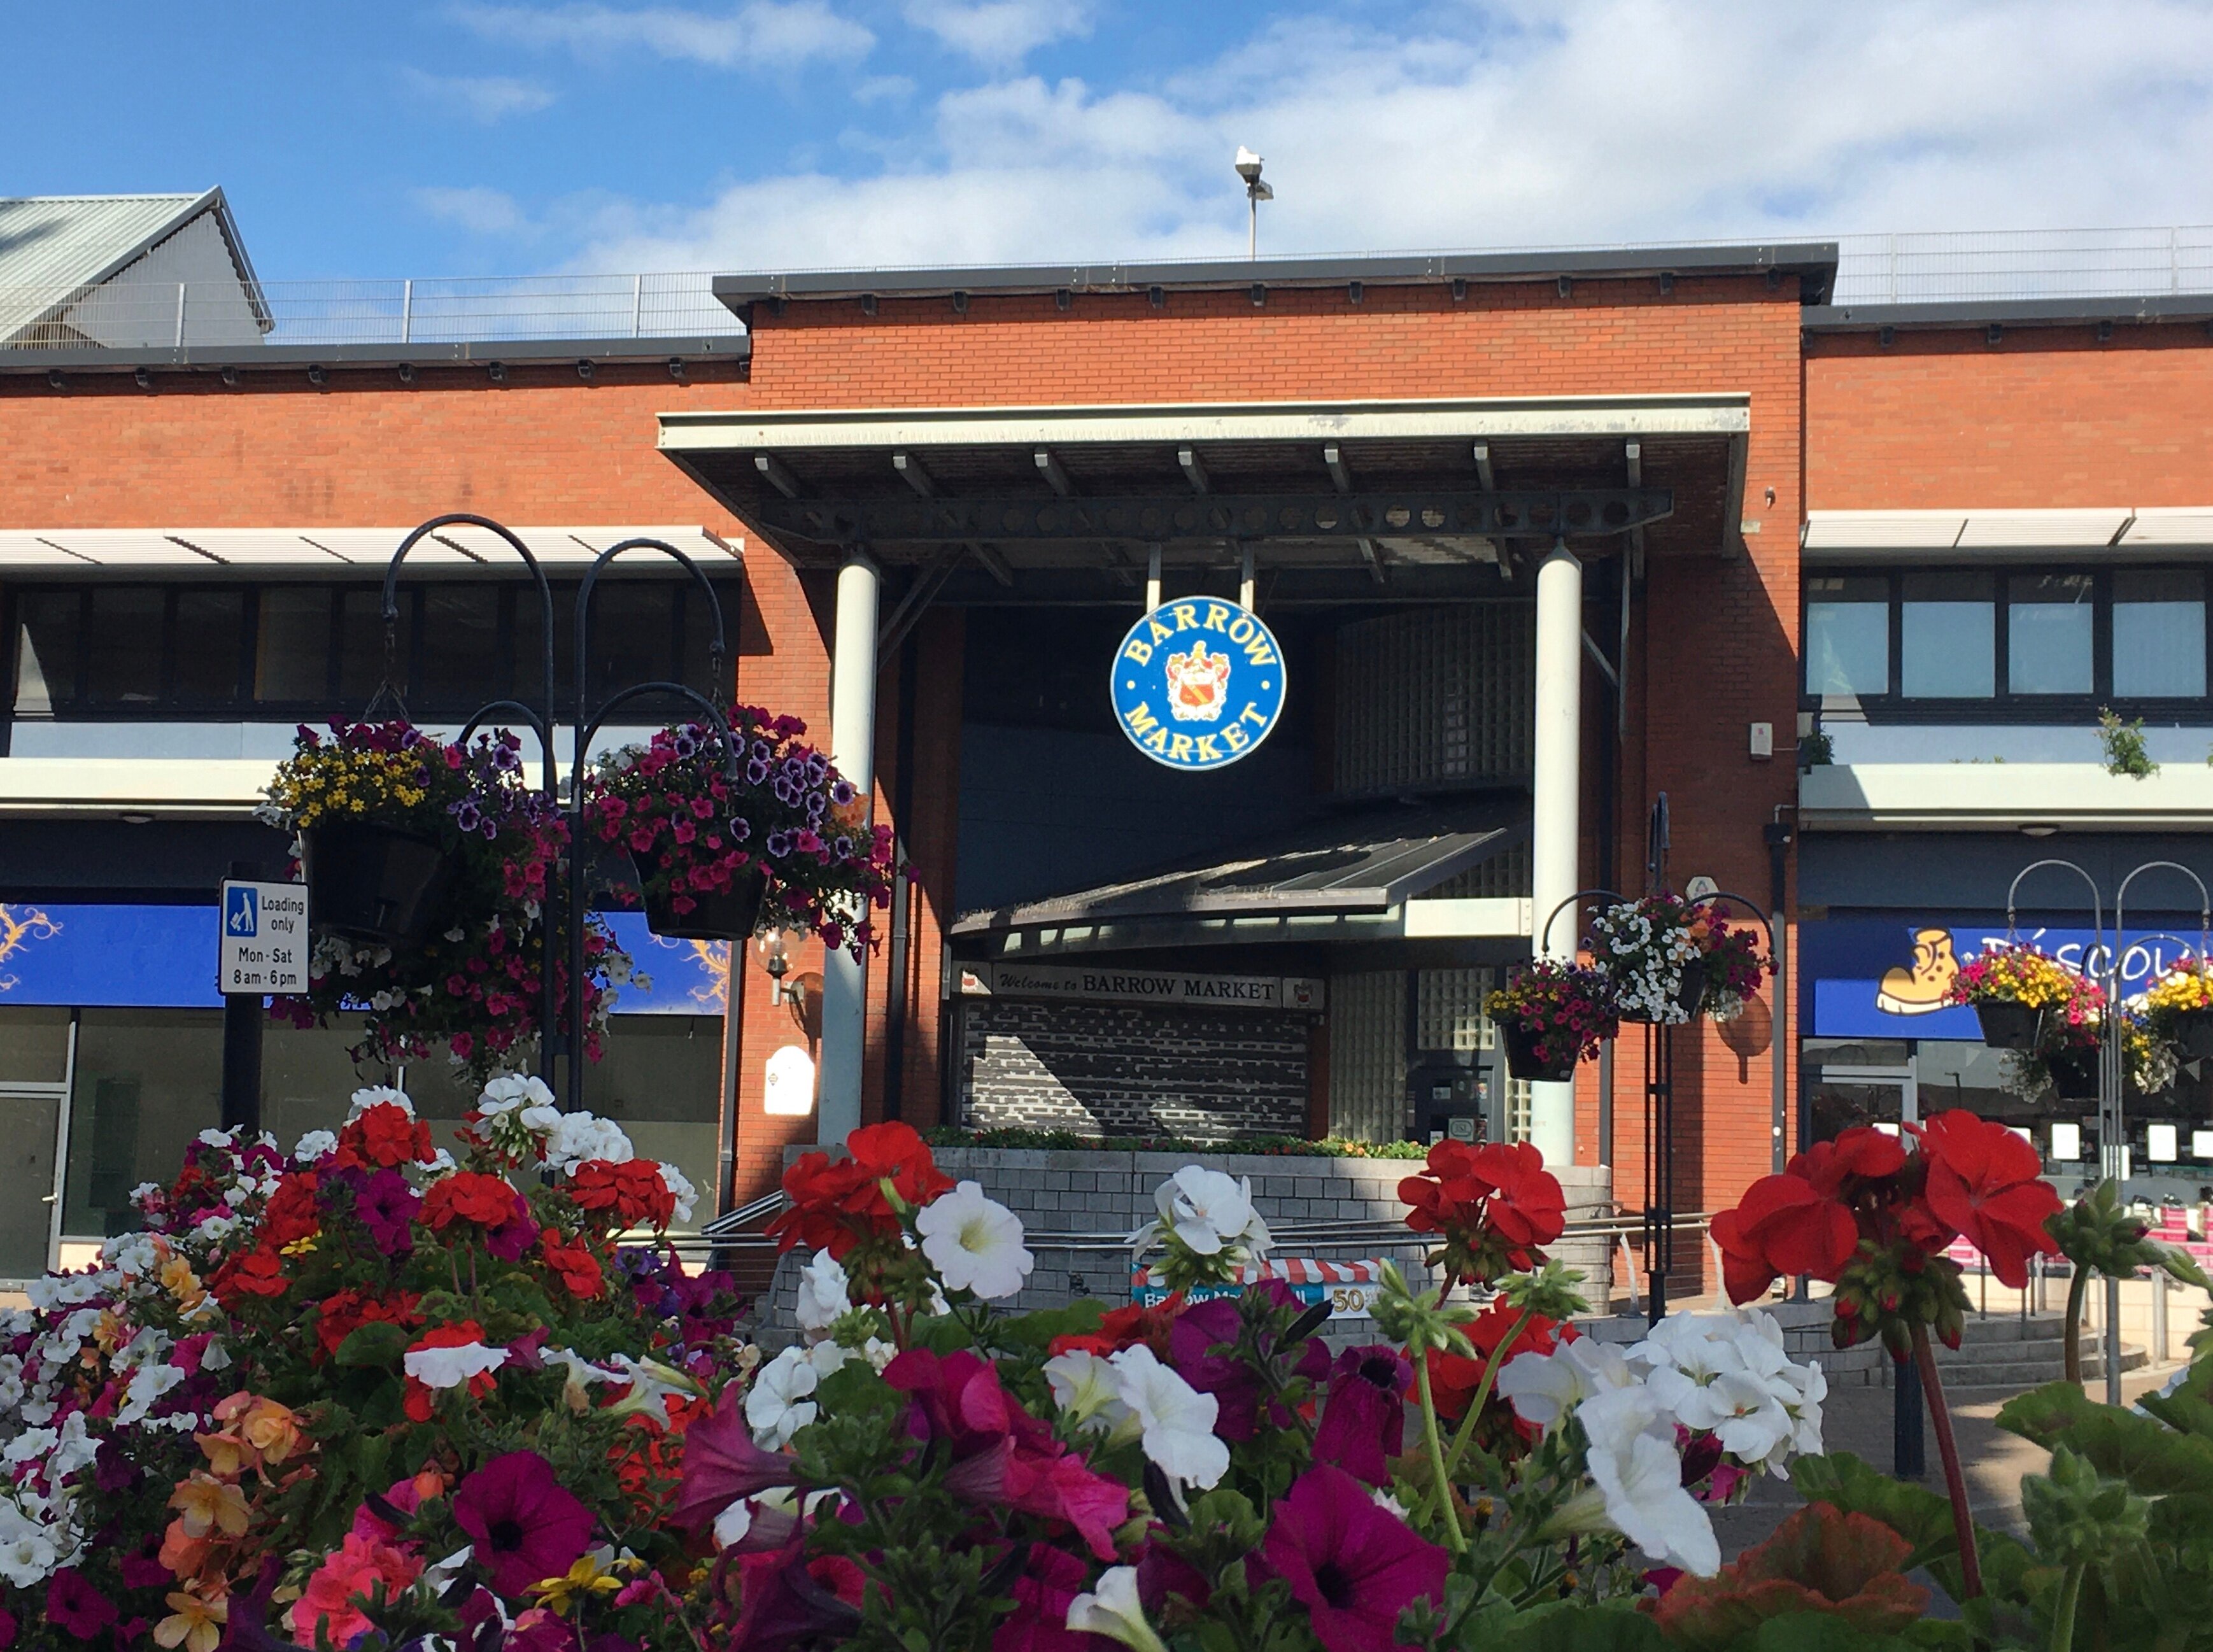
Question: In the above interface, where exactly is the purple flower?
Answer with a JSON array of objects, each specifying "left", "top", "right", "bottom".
[
  {"left": 672, "top": 728, "right": 700, "bottom": 759},
  {"left": 46, "top": 1569, "right": 117, "bottom": 1639},
  {"left": 670, "top": 1385, "right": 801, "bottom": 1532},
  {"left": 727, "top": 816, "right": 752, "bottom": 844},
  {"left": 829, "top": 778, "right": 856, "bottom": 807},
  {"left": 356, "top": 1169, "right": 421, "bottom": 1256},
  {"left": 1312, "top": 1346, "right": 1410, "bottom": 1487},
  {"left": 1252, "top": 1465, "right": 1448, "bottom": 1652},
  {"left": 451, "top": 1452, "right": 596, "bottom": 1600},
  {"left": 484, "top": 1203, "right": 538, "bottom": 1262},
  {"left": 766, "top": 830, "right": 793, "bottom": 858},
  {"left": 1170, "top": 1298, "right": 1261, "bottom": 1441},
  {"left": 453, "top": 799, "right": 484, "bottom": 833}
]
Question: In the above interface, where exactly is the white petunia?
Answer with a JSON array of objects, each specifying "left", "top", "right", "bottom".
[
  {"left": 348, "top": 1085, "right": 414, "bottom": 1120},
  {"left": 1576, "top": 1385, "right": 1720, "bottom": 1576},
  {"left": 1108, "top": 1345, "right": 1228, "bottom": 1490},
  {"left": 795, "top": 1251, "right": 851, "bottom": 1341},
  {"left": 712, "top": 1499, "right": 753, "bottom": 1550},
  {"left": 292, "top": 1129, "right": 338, "bottom": 1163},
  {"left": 1497, "top": 1337, "right": 1634, "bottom": 1431},
  {"left": 658, "top": 1162, "right": 698, "bottom": 1225},
  {"left": 916, "top": 1182, "right": 1034, "bottom": 1300},
  {"left": 117, "top": 1364, "right": 187, "bottom": 1427},
  {"left": 746, "top": 1343, "right": 847, "bottom": 1449},
  {"left": 1066, "top": 1565, "right": 1170, "bottom": 1652},
  {"left": 1045, "top": 1350, "right": 1131, "bottom": 1432},
  {"left": 403, "top": 1341, "right": 509, "bottom": 1390}
]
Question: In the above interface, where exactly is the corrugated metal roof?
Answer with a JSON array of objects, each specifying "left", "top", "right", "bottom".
[{"left": 0, "top": 190, "right": 254, "bottom": 342}]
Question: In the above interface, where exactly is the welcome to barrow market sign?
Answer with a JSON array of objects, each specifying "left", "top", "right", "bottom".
[{"left": 961, "top": 961, "right": 1322, "bottom": 1011}]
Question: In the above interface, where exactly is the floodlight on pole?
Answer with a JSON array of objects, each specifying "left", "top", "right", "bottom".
[{"left": 1234, "top": 146, "right": 1273, "bottom": 260}]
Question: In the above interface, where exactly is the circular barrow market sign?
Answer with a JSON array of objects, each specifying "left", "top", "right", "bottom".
[{"left": 1109, "top": 598, "right": 1286, "bottom": 771}]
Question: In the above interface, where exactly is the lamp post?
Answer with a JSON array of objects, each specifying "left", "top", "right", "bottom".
[{"left": 1234, "top": 147, "right": 1273, "bottom": 260}]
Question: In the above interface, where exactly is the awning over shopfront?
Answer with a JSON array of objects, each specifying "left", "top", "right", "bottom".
[{"left": 949, "top": 798, "right": 1530, "bottom": 957}]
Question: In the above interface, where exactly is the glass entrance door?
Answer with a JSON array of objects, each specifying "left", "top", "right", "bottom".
[
  {"left": 1808, "top": 1060, "right": 1918, "bottom": 1144},
  {"left": 0, "top": 1087, "right": 64, "bottom": 1281}
]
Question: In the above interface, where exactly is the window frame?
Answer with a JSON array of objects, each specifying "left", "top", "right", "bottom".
[{"left": 1801, "top": 563, "right": 2213, "bottom": 722}]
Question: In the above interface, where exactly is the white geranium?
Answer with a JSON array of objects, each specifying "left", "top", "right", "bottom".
[
  {"left": 403, "top": 1341, "right": 509, "bottom": 1390},
  {"left": 545, "top": 1112, "right": 634, "bottom": 1173},
  {"left": 292, "top": 1129, "right": 338, "bottom": 1163},
  {"left": 795, "top": 1251, "right": 851, "bottom": 1341},
  {"left": 746, "top": 1343, "right": 848, "bottom": 1449},
  {"left": 477, "top": 1073, "right": 556, "bottom": 1117},
  {"left": 1129, "top": 1167, "right": 1273, "bottom": 1268},
  {"left": 1066, "top": 1565, "right": 1170, "bottom": 1652},
  {"left": 1497, "top": 1337, "right": 1634, "bottom": 1431},
  {"left": 1108, "top": 1345, "right": 1228, "bottom": 1490},
  {"left": 348, "top": 1085, "right": 414, "bottom": 1120},
  {"left": 658, "top": 1162, "right": 698, "bottom": 1225},
  {"left": 916, "top": 1182, "right": 1034, "bottom": 1300},
  {"left": 1631, "top": 1307, "right": 1824, "bottom": 1474},
  {"left": 1576, "top": 1384, "right": 1721, "bottom": 1576}
]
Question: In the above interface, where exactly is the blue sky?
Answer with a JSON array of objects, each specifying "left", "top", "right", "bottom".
[{"left": 11, "top": 1, "right": 2213, "bottom": 282}]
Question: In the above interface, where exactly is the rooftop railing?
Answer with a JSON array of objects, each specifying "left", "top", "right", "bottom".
[{"left": 7, "top": 226, "right": 2213, "bottom": 351}]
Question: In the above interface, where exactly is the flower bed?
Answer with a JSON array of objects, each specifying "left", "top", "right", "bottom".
[{"left": 3, "top": 1092, "right": 2205, "bottom": 1651}]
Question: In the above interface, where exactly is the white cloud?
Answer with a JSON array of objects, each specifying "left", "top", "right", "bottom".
[
  {"left": 853, "top": 74, "right": 916, "bottom": 103},
  {"left": 400, "top": 67, "right": 558, "bottom": 122},
  {"left": 901, "top": 0, "right": 1091, "bottom": 66},
  {"left": 555, "top": 0, "right": 2213, "bottom": 275},
  {"left": 450, "top": 0, "right": 872, "bottom": 69},
  {"left": 413, "top": 185, "right": 537, "bottom": 236}
]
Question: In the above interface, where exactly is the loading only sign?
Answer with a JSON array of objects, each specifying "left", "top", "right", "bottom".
[{"left": 218, "top": 880, "right": 309, "bottom": 994}]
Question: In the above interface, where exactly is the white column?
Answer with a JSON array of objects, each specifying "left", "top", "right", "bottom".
[
  {"left": 1527, "top": 542, "right": 1583, "bottom": 1165},
  {"left": 817, "top": 553, "right": 880, "bottom": 1147}
]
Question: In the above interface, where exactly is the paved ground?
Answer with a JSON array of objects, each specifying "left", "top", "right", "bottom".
[{"left": 1711, "top": 1359, "right": 2183, "bottom": 1562}]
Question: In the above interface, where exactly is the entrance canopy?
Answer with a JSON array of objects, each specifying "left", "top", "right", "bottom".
[
  {"left": 949, "top": 799, "right": 1530, "bottom": 958},
  {"left": 659, "top": 395, "right": 1751, "bottom": 607}
]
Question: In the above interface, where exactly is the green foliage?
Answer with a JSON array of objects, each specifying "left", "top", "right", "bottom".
[
  {"left": 1997, "top": 1380, "right": 2213, "bottom": 1498},
  {"left": 2098, "top": 706, "right": 2160, "bottom": 777},
  {"left": 2023, "top": 1446, "right": 2151, "bottom": 1567}
]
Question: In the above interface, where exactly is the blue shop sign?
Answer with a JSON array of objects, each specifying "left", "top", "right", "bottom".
[
  {"left": 1800, "top": 917, "right": 2204, "bottom": 1040},
  {"left": 1109, "top": 598, "right": 1286, "bottom": 770},
  {"left": 0, "top": 901, "right": 726, "bottom": 1015}
]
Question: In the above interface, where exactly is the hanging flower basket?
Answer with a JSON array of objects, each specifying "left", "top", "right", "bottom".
[
  {"left": 299, "top": 819, "right": 455, "bottom": 948},
  {"left": 1587, "top": 893, "right": 1767, "bottom": 1025},
  {"left": 2046, "top": 1045, "right": 2102, "bottom": 1101},
  {"left": 586, "top": 714, "right": 897, "bottom": 957},
  {"left": 1486, "top": 958, "right": 1616, "bottom": 1079},
  {"left": 639, "top": 859, "right": 769, "bottom": 941},
  {"left": 2142, "top": 956, "right": 2213, "bottom": 1061},
  {"left": 1972, "top": 998, "right": 2044, "bottom": 1052},
  {"left": 263, "top": 721, "right": 633, "bottom": 1084}
]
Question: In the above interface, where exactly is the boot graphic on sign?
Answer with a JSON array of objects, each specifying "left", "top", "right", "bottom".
[{"left": 1876, "top": 926, "right": 1959, "bottom": 1015}]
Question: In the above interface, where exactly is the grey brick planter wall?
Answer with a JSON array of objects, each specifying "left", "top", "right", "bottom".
[{"left": 760, "top": 1147, "right": 1615, "bottom": 1350}]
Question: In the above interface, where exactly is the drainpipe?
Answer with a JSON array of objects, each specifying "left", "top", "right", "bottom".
[{"left": 1766, "top": 810, "right": 1795, "bottom": 1173}]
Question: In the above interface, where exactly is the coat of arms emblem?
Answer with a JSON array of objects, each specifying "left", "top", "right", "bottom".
[{"left": 1164, "top": 640, "right": 1232, "bottom": 721}]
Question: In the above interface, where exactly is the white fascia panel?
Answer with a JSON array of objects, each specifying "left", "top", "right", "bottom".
[
  {"left": 1402, "top": 896, "right": 1535, "bottom": 938},
  {"left": 0, "top": 534, "right": 90, "bottom": 566},
  {"left": 0, "top": 526, "right": 746, "bottom": 570},
  {"left": 0, "top": 759, "right": 271, "bottom": 817},
  {"left": 1800, "top": 762, "right": 2213, "bottom": 831},
  {"left": 1953, "top": 508, "right": 2132, "bottom": 548},
  {"left": 1802, "top": 511, "right": 1965, "bottom": 551},
  {"left": 41, "top": 530, "right": 219, "bottom": 565},
  {"left": 658, "top": 393, "right": 1753, "bottom": 453},
  {"left": 2121, "top": 507, "right": 2213, "bottom": 547}
]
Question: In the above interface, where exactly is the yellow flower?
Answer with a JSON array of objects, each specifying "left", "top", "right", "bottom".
[
  {"left": 155, "top": 1588, "right": 227, "bottom": 1652},
  {"left": 279, "top": 1233, "right": 318, "bottom": 1257},
  {"left": 160, "top": 1256, "right": 207, "bottom": 1311},
  {"left": 530, "top": 1551, "right": 632, "bottom": 1616},
  {"left": 169, "top": 1472, "right": 251, "bottom": 1539}
]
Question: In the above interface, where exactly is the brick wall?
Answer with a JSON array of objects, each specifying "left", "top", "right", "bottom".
[{"left": 959, "top": 999, "right": 1308, "bottom": 1139}]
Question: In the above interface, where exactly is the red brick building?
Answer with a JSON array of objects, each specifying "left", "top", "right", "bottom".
[{"left": 3, "top": 222, "right": 2209, "bottom": 1292}]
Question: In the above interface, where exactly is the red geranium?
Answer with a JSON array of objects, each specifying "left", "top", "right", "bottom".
[
  {"left": 314, "top": 1288, "right": 424, "bottom": 1362},
  {"left": 334, "top": 1103, "right": 435, "bottom": 1172},
  {"left": 421, "top": 1172, "right": 525, "bottom": 1231},
  {"left": 568, "top": 1161, "right": 677, "bottom": 1230},
  {"left": 539, "top": 1229, "right": 605, "bottom": 1298},
  {"left": 1912, "top": 1110, "right": 2063, "bottom": 1288},
  {"left": 402, "top": 1320, "right": 502, "bottom": 1423},
  {"left": 765, "top": 1121, "right": 953, "bottom": 1260},
  {"left": 1398, "top": 1140, "right": 1567, "bottom": 1283},
  {"left": 258, "top": 1171, "right": 322, "bottom": 1249}
]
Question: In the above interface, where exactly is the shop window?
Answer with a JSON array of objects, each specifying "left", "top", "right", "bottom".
[
  {"left": 1327, "top": 971, "right": 1406, "bottom": 1143},
  {"left": 174, "top": 589, "right": 246, "bottom": 705},
  {"left": 2114, "top": 569, "right": 2207, "bottom": 697},
  {"left": 83, "top": 587, "right": 165, "bottom": 705},
  {"left": 1804, "top": 575, "right": 1888, "bottom": 696},
  {"left": 2007, "top": 573, "right": 2092, "bottom": 695},
  {"left": 0, "top": 1008, "right": 71, "bottom": 1084},
  {"left": 1900, "top": 572, "right": 1994, "bottom": 698},
  {"left": 336, "top": 588, "right": 399, "bottom": 705},
  {"left": 420, "top": 586, "right": 504, "bottom": 710},
  {"left": 255, "top": 588, "right": 334, "bottom": 703},
  {"left": 64, "top": 1009, "right": 222, "bottom": 1237},
  {"left": 13, "top": 590, "right": 83, "bottom": 714},
  {"left": 262, "top": 1014, "right": 395, "bottom": 1155}
]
